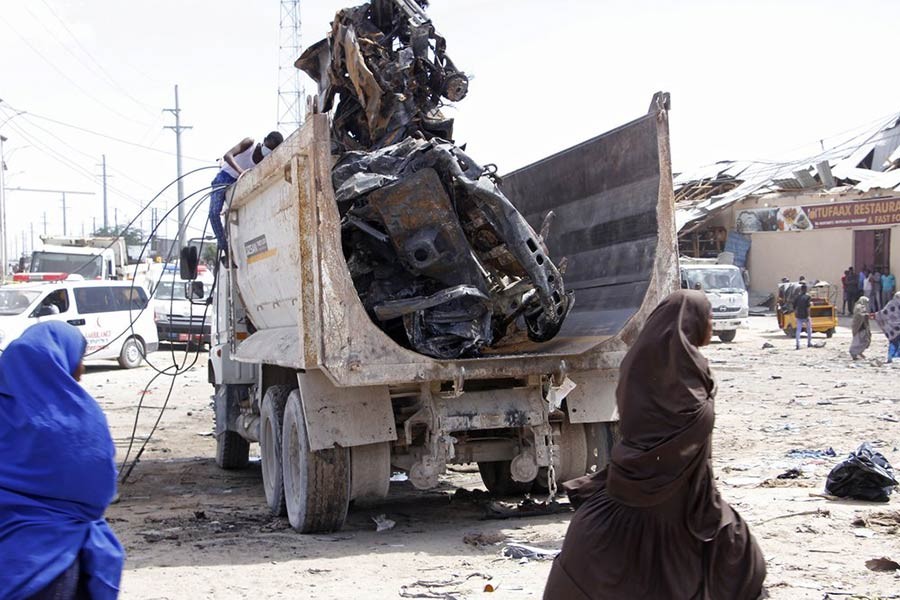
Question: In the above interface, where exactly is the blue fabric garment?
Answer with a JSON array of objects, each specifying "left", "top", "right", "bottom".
[
  {"left": 0, "top": 322, "right": 123, "bottom": 600},
  {"left": 889, "top": 338, "right": 900, "bottom": 363},
  {"left": 209, "top": 170, "right": 238, "bottom": 253}
]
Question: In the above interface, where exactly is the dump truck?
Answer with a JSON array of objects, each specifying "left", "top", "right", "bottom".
[{"left": 203, "top": 91, "right": 678, "bottom": 533}]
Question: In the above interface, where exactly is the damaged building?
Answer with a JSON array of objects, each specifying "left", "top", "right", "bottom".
[
  {"left": 676, "top": 113, "right": 900, "bottom": 296},
  {"left": 296, "top": 0, "right": 572, "bottom": 359}
]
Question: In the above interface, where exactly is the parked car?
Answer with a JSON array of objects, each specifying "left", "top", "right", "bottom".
[{"left": 0, "top": 276, "right": 158, "bottom": 368}]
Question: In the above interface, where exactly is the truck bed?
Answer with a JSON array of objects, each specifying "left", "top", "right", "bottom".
[{"left": 228, "top": 94, "right": 677, "bottom": 387}]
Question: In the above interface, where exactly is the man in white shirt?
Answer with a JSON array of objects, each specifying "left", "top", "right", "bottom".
[{"left": 209, "top": 131, "right": 284, "bottom": 258}]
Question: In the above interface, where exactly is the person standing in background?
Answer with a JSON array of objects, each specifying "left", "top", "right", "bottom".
[
  {"left": 794, "top": 284, "right": 813, "bottom": 350},
  {"left": 841, "top": 270, "right": 851, "bottom": 315},
  {"left": 850, "top": 296, "right": 871, "bottom": 360},
  {"left": 863, "top": 269, "right": 873, "bottom": 307},
  {"left": 845, "top": 266, "right": 858, "bottom": 314},
  {"left": 870, "top": 270, "right": 882, "bottom": 312},
  {"left": 882, "top": 271, "right": 895, "bottom": 308}
]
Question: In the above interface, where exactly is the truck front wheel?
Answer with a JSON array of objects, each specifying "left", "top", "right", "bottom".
[
  {"left": 214, "top": 385, "right": 250, "bottom": 469},
  {"left": 282, "top": 389, "right": 351, "bottom": 533},
  {"left": 717, "top": 330, "right": 737, "bottom": 343},
  {"left": 260, "top": 385, "right": 293, "bottom": 516}
]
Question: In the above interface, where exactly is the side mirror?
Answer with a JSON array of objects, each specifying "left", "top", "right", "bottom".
[
  {"left": 180, "top": 246, "right": 198, "bottom": 280},
  {"left": 742, "top": 269, "right": 750, "bottom": 287},
  {"left": 186, "top": 281, "right": 205, "bottom": 300}
]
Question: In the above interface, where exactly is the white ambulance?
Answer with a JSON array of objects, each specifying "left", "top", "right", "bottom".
[{"left": 0, "top": 276, "right": 159, "bottom": 368}]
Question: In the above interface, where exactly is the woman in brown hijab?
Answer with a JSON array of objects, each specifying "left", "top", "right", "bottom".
[{"left": 544, "top": 290, "right": 766, "bottom": 600}]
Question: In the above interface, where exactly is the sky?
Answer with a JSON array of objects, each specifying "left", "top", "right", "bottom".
[{"left": 1, "top": 0, "right": 899, "bottom": 260}]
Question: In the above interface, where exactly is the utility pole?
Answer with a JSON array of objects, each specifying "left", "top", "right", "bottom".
[
  {"left": 42, "top": 212, "right": 47, "bottom": 236},
  {"left": 277, "top": 0, "right": 304, "bottom": 132},
  {"left": 29, "top": 222, "right": 33, "bottom": 252},
  {"left": 164, "top": 85, "right": 192, "bottom": 252},
  {"left": 101, "top": 154, "right": 108, "bottom": 229},
  {"left": 61, "top": 193, "right": 67, "bottom": 236},
  {"left": 115, "top": 207, "right": 118, "bottom": 229}
]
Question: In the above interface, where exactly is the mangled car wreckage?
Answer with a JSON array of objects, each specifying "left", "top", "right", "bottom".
[
  {"left": 298, "top": 0, "right": 572, "bottom": 358},
  {"left": 204, "top": 0, "right": 679, "bottom": 533}
]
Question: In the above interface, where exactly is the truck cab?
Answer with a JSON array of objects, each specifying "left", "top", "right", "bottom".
[{"left": 680, "top": 257, "right": 749, "bottom": 342}]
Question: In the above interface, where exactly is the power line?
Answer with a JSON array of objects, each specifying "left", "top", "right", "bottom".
[
  {"left": 0, "top": 15, "right": 154, "bottom": 128},
  {"left": 2, "top": 116, "right": 147, "bottom": 211},
  {"left": 3, "top": 102, "right": 211, "bottom": 162},
  {"left": 36, "top": 0, "right": 158, "bottom": 116}
]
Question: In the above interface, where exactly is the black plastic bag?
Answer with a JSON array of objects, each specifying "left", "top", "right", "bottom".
[{"left": 825, "top": 443, "right": 898, "bottom": 502}]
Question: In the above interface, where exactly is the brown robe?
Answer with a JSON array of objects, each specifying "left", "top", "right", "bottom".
[{"left": 544, "top": 290, "right": 766, "bottom": 600}]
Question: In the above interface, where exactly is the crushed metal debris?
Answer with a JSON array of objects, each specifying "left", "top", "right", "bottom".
[{"left": 297, "top": 0, "right": 572, "bottom": 358}]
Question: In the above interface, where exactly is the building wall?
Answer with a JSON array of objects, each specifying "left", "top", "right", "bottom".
[
  {"left": 718, "top": 191, "right": 900, "bottom": 297},
  {"left": 746, "top": 229, "right": 854, "bottom": 293}
]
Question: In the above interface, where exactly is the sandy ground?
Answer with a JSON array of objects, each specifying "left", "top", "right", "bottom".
[{"left": 86, "top": 315, "right": 899, "bottom": 600}]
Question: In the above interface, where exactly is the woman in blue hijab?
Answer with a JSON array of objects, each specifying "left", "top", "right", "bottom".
[{"left": 0, "top": 321, "right": 124, "bottom": 599}]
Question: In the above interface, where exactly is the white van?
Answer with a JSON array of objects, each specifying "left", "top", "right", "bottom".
[
  {"left": 679, "top": 257, "right": 750, "bottom": 342},
  {"left": 151, "top": 265, "right": 214, "bottom": 347},
  {"left": 0, "top": 277, "right": 159, "bottom": 368}
]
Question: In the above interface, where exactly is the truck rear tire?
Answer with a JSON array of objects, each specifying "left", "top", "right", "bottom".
[
  {"left": 477, "top": 461, "right": 534, "bottom": 496},
  {"left": 584, "top": 421, "right": 620, "bottom": 475},
  {"left": 216, "top": 430, "right": 250, "bottom": 470},
  {"left": 260, "top": 384, "right": 293, "bottom": 516},
  {"left": 282, "top": 389, "right": 351, "bottom": 533},
  {"left": 717, "top": 330, "right": 736, "bottom": 343}
]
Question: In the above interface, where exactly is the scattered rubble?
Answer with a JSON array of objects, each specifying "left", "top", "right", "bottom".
[{"left": 297, "top": 0, "right": 572, "bottom": 358}]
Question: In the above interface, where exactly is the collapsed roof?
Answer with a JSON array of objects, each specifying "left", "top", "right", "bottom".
[{"left": 676, "top": 113, "right": 900, "bottom": 233}]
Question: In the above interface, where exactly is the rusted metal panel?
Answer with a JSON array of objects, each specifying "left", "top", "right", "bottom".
[{"left": 297, "top": 369, "right": 396, "bottom": 451}]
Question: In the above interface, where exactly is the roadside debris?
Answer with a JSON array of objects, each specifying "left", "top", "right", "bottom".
[
  {"left": 864, "top": 557, "right": 899, "bottom": 572},
  {"left": 372, "top": 514, "right": 396, "bottom": 532},
  {"left": 786, "top": 448, "right": 836, "bottom": 459},
  {"left": 501, "top": 543, "right": 560, "bottom": 560},
  {"left": 399, "top": 573, "right": 493, "bottom": 600},
  {"left": 462, "top": 531, "right": 506, "bottom": 547},
  {"left": 297, "top": 0, "right": 572, "bottom": 358},
  {"left": 776, "top": 467, "right": 802, "bottom": 479},
  {"left": 824, "top": 443, "right": 898, "bottom": 502},
  {"left": 851, "top": 510, "right": 900, "bottom": 534},
  {"left": 483, "top": 498, "right": 571, "bottom": 521}
]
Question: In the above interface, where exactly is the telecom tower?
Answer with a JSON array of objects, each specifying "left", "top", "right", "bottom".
[{"left": 277, "top": 0, "right": 304, "bottom": 133}]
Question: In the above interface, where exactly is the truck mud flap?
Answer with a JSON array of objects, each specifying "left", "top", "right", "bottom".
[{"left": 297, "top": 369, "right": 396, "bottom": 451}]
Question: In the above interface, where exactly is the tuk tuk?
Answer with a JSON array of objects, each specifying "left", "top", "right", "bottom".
[{"left": 776, "top": 281, "right": 838, "bottom": 338}]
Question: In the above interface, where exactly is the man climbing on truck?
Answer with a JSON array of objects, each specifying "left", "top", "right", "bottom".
[{"left": 209, "top": 131, "right": 284, "bottom": 258}]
